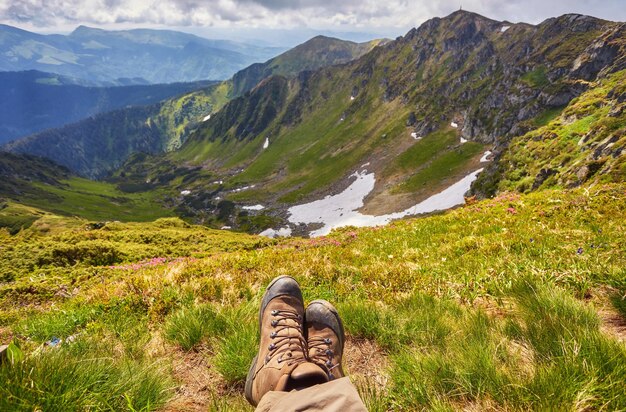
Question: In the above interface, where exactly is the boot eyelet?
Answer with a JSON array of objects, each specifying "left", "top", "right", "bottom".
[
  {"left": 325, "top": 349, "right": 333, "bottom": 356},
  {"left": 270, "top": 332, "right": 277, "bottom": 338},
  {"left": 326, "top": 360, "right": 333, "bottom": 367},
  {"left": 271, "top": 320, "right": 278, "bottom": 327},
  {"left": 277, "top": 357, "right": 283, "bottom": 363},
  {"left": 269, "top": 343, "right": 276, "bottom": 350},
  {"left": 324, "top": 338, "right": 332, "bottom": 344},
  {"left": 271, "top": 310, "right": 279, "bottom": 316}
]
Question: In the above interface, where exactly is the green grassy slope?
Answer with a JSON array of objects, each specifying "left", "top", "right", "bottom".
[
  {"left": 0, "top": 152, "right": 173, "bottom": 223},
  {"left": 0, "top": 70, "right": 217, "bottom": 144},
  {"left": 1, "top": 184, "right": 625, "bottom": 410},
  {"left": 165, "top": 11, "right": 623, "bottom": 211},
  {"left": 499, "top": 70, "right": 626, "bottom": 192}
]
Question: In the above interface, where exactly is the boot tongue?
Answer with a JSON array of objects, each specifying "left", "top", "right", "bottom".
[{"left": 283, "top": 362, "right": 329, "bottom": 391}]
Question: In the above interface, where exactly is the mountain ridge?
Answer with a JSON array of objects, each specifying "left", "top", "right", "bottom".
[
  {"left": 0, "top": 23, "right": 284, "bottom": 84},
  {"left": 4, "top": 35, "right": 384, "bottom": 178},
  {"left": 169, "top": 10, "right": 623, "bottom": 210},
  {"left": 0, "top": 70, "right": 216, "bottom": 144}
]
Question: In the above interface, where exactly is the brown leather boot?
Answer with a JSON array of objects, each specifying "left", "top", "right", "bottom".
[
  {"left": 245, "top": 276, "right": 328, "bottom": 406},
  {"left": 305, "top": 299, "right": 346, "bottom": 380}
]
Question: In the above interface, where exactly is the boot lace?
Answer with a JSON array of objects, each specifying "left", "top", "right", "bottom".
[
  {"left": 265, "top": 309, "right": 307, "bottom": 367},
  {"left": 308, "top": 336, "right": 338, "bottom": 378}
]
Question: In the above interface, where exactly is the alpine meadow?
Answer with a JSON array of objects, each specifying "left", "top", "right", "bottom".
[{"left": 0, "top": 4, "right": 625, "bottom": 411}]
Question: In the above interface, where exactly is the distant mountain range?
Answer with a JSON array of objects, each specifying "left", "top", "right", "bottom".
[
  {"left": 0, "top": 70, "right": 217, "bottom": 144},
  {"left": 0, "top": 24, "right": 285, "bottom": 84},
  {"left": 4, "top": 35, "right": 384, "bottom": 178}
]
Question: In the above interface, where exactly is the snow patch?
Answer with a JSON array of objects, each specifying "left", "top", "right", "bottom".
[
  {"left": 480, "top": 151, "right": 492, "bottom": 162},
  {"left": 411, "top": 132, "right": 422, "bottom": 140},
  {"left": 460, "top": 137, "right": 468, "bottom": 144},
  {"left": 263, "top": 137, "right": 269, "bottom": 149},
  {"left": 350, "top": 95, "right": 355, "bottom": 101},
  {"left": 221, "top": 226, "right": 231, "bottom": 230},
  {"left": 203, "top": 114, "right": 211, "bottom": 122},
  {"left": 233, "top": 185, "right": 256, "bottom": 193},
  {"left": 180, "top": 190, "right": 191, "bottom": 196},
  {"left": 212, "top": 180, "right": 224, "bottom": 185},
  {"left": 259, "top": 227, "right": 292, "bottom": 238},
  {"left": 287, "top": 169, "right": 483, "bottom": 237},
  {"left": 451, "top": 121, "right": 459, "bottom": 128},
  {"left": 243, "top": 204, "right": 265, "bottom": 211},
  {"left": 500, "top": 26, "right": 510, "bottom": 32}
]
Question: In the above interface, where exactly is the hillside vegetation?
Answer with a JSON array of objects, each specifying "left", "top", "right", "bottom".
[
  {"left": 476, "top": 69, "right": 626, "bottom": 195},
  {"left": 5, "top": 36, "right": 380, "bottom": 178},
  {"left": 143, "top": 12, "right": 626, "bottom": 218},
  {"left": 0, "top": 70, "right": 215, "bottom": 144},
  {"left": 1, "top": 184, "right": 625, "bottom": 410}
]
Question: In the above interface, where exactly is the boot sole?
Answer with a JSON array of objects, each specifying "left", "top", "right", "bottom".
[{"left": 244, "top": 354, "right": 258, "bottom": 405}]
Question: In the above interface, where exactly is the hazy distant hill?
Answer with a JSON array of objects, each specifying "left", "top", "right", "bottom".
[
  {"left": 0, "top": 70, "right": 217, "bottom": 144},
  {"left": 0, "top": 24, "right": 284, "bottom": 84}
]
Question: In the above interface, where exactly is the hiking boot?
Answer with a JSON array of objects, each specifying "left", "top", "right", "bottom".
[
  {"left": 245, "top": 276, "right": 328, "bottom": 406},
  {"left": 305, "top": 299, "right": 345, "bottom": 380}
]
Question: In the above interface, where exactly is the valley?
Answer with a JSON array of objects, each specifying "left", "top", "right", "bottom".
[
  {"left": 2, "top": 11, "right": 625, "bottom": 238},
  {"left": 0, "top": 7, "right": 625, "bottom": 410}
]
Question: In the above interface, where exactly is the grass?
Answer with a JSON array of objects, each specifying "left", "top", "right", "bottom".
[
  {"left": 500, "top": 70, "right": 626, "bottom": 192},
  {"left": 1, "top": 184, "right": 626, "bottom": 409},
  {"left": 164, "top": 304, "right": 226, "bottom": 351},
  {"left": 0, "top": 202, "right": 42, "bottom": 234},
  {"left": 0, "top": 339, "right": 172, "bottom": 411},
  {"left": 384, "top": 129, "right": 458, "bottom": 174},
  {"left": 521, "top": 66, "right": 549, "bottom": 88},
  {"left": 393, "top": 140, "right": 484, "bottom": 193},
  {"left": 28, "top": 177, "right": 174, "bottom": 222}
]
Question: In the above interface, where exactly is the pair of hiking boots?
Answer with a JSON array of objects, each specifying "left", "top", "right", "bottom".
[{"left": 245, "top": 276, "right": 345, "bottom": 406}]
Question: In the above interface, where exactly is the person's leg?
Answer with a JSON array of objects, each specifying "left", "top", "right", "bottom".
[
  {"left": 245, "top": 276, "right": 328, "bottom": 406},
  {"left": 255, "top": 377, "right": 367, "bottom": 412}
]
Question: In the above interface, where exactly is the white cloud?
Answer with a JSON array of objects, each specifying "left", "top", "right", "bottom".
[{"left": 1, "top": 0, "right": 624, "bottom": 33}]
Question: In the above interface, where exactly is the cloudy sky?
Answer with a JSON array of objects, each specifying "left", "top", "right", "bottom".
[{"left": 1, "top": 0, "right": 625, "bottom": 45}]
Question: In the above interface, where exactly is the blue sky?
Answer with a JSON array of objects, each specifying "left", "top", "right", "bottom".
[{"left": 1, "top": 0, "right": 624, "bottom": 46}]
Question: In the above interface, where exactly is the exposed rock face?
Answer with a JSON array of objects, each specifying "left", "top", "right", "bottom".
[
  {"left": 200, "top": 10, "right": 624, "bottom": 152},
  {"left": 571, "top": 24, "right": 626, "bottom": 80},
  {"left": 177, "top": 10, "right": 625, "bottom": 205}
]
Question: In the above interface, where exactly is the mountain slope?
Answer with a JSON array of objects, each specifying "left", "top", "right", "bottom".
[
  {"left": 4, "top": 36, "right": 383, "bottom": 178},
  {"left": 0, "top": 151, "right": 172, "bottom": 223},
  {"left": 231, "top": 35, "right": 386, "bottom": 95},
  {"left": 166, "top": 11, "right": 625, "bottom": 217},
  {"left": 0, "top": 70, "right": 216, "bottom": 144},
  {"left": 474, "top": 69, "right": 626, "bottom": 196},
  {"left": 0, "top": 24, "right": 283, "bottom": 84}
]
